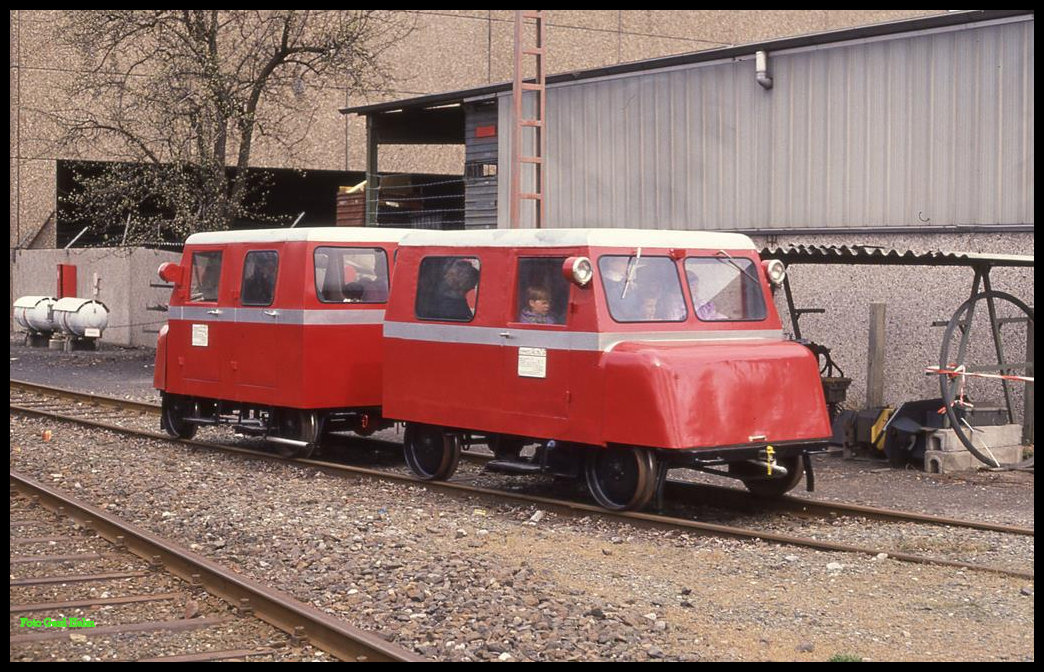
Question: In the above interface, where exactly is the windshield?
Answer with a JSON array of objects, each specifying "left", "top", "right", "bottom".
[
  {"left": 684, "top": 257, "right": 767, "bottom": 321},
  {"left": 599, "top": 255, "right": 687, "bottom": 322}
]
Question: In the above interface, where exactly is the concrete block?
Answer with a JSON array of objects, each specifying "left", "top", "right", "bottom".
[
  {"left": 926, "top": 425, "right": 1023, "bottom": 453},
  {"left": 923, "top": 444, "right": 1025, "bottom": 474}
]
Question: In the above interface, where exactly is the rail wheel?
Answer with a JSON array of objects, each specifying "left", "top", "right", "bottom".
[
  {"left": 937, "top": 290, "right": 1034, "bottom": 469},
  {"left": 730, "top": 456, "right": 804, "bottom": 497},
  {"left": 161, "top": 394, "right": 198, "bottom": 440},
  {"left": 584, "top": 446, "right": 658, "bottom": 511},
  {"left": 404, "top": 424, "right": 461, "bottom": 480},
  {"left": 274, "top": 409, "right": 319, "bottom": 459}
]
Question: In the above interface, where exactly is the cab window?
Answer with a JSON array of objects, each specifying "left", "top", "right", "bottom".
[
  {"left": 241, "top": 250, "right": 278, "bottom": 306},
  {"left": 189, "top": 251, "right": 222, "bottom": 302},
  {"left": 684, "top": 257, "right": 767, "bottom": 321},
  {"left": 599, "top": 255, "right": 686, "bottom": 323},
  {"left": 515, "top": 257, "right": 568, "bottom": 325},
  {"left": 314, "top": 247, "right": 389, "bottom": 304},
  {"left": 415, "top": 256, "right": 481, "bottom": 322}
]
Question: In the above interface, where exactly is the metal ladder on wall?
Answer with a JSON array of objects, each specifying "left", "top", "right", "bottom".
[{"left": 510, "top": 10, "right": 547, "bottom": 229}]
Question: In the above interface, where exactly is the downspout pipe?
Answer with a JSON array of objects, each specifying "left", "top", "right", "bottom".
[{"left": 755, "top": 50, "right": 773, "bottom": 89}]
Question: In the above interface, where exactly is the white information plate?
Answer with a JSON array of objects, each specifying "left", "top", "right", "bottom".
[
  {"left": 84, "top": 328, "right": 101, "bottom": 338},
  {"left": 191, "top": 323, "right": 209, "bottom": 347},
  {"left": 518, "top": 346, "right": 547, "bottom": 378}
]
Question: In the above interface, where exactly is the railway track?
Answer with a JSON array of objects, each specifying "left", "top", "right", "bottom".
[
  {"left": 10, "top": 380, "right": 1034, "bottom": 581},
  {"left": 10, "top": 379, "right": 1035, "bottom": 580},
  {"left": 10, "top": 470, "right": 421, "bottom": 662},
  {"left": 11, "top": 379, "right": 1033, "bottom": 535}
]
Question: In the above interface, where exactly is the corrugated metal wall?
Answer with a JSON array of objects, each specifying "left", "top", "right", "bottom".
[
  {"left": 464, "top": 102, "right": 499, "bottom": 229},
  {"left": 498, "top": 16, "right": 1034, "bottom": 230}
]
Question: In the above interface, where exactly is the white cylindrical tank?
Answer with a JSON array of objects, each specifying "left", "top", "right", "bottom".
[
  {"left": 13, "top": 296, "right": 57, "bottom": 333},
  {"left": 53, "top": 297, "right": 110, "bottom": 338}
]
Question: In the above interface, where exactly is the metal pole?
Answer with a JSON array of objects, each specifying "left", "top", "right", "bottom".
[
  {"left": 64, "top": 226, "right": 89, "bottom": 250},
  {"left": 1023, "top": 312, "right": 1033, "bottom": 445}
]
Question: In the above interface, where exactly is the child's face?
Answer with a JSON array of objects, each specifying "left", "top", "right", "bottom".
[{"left": 529, "top": 297, "right": 550, "bottom": 315}]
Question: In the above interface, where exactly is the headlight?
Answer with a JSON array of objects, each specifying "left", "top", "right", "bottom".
[
  {"left": 562, "top": 256, "right": 594, "bottom": 287},
  {"left": 763, "top": 259, "right": 786, "bottom": 287}
]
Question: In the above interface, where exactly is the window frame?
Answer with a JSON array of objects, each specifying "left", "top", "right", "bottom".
[
  {"left": 683, "top": 256, "right": 768, "bottom": 323},
  {"left": 188, "top": 250, "right": 223, "bottom": 304},
  {"left": 414, "top": 255, "right": 482, "bottom": 323},
  {"left": 240, "top": 249, "right": 279, "bottom": 307},
  {"left": 313, "top": 246, "right": 391, "bottom": 305},
  {"left": 511, "top": 256, "right": 570, "bottom": 327},
  {"left": 598, "top": 254, "right": 688, "bottom": 324}
]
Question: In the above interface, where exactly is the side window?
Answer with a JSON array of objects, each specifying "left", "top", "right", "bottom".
[
  {"left": 415, "top": 256, "right": 481, "bottom": 322},
  {"left": 240, "top": 250, "right": 279, "bottom": 306},
  {"left": 314, "top": 247, "right": 390, "bottom": 304},
  {"left": 189, "top": 251, "right": 222, "bottom": 302},
  {"left": 515, "top": 257, "right": 568, "bottom": 325},
  {"left": 599, "top": 255, "right": 686, "bottom": 323},
  {"left": 684, "top": 257, "right": 767, "bottom": 321}
]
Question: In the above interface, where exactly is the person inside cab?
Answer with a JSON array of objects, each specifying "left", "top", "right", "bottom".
[{"left": 519, "top": 286, "right": 555, "bottom": 324}]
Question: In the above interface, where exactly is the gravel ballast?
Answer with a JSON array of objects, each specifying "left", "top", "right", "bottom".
[
  {"left": 10, "top": 412, "right": 1034, "bottom": 662},
  {"left": 9, "top": 339, "right": 1034, "bottom": 661}
]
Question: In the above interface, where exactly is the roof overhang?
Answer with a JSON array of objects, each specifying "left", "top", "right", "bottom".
[
  {"left": 367, "top": 105, "right": 466, "bottom": 145},
  {"left": 761, "top": 244, "right": 1035, "bottom": 268}
]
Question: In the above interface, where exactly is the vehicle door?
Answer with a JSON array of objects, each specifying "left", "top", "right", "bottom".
[
  {"left": 234, "top": 248, "right": 283, "bottom": 398},
  {"left": 499, "top": 256, "right": 573, "bottom": 421},
  {"left": 177, "top": 248, "right": 229, "bottom": 389}
]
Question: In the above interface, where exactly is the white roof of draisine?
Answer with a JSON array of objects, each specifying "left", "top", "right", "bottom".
[
  {"left": 398, "top": 228, "right": 757, "bottom": 250},
  {"left": 185, "top": 227, "right": 415, "bottom": 245}
]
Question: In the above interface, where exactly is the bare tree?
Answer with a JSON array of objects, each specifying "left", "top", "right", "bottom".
[{"left": 49, "top": 10, "right": 412, "bottom": 243}]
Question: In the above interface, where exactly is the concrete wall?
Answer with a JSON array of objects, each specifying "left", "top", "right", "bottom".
[{"left": 11, "top": 247, "right": 181, "bottom": 348}]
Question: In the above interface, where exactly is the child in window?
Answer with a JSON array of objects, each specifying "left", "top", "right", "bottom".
[{"left": 520, "top": 286, "right": 556, "bottom": 324}]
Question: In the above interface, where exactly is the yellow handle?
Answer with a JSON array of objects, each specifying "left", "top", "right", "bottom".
[{"left": 766, "top": 445, "right": 775, "bottom": 475}]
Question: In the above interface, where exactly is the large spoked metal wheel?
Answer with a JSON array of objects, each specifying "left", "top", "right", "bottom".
[
  {"left": 584, "top": 447, "right": 658, "bottom": 511},
  {"left": 161, "top": 394, "right": 198, "bottom": 440},
  {"left": 729, "top": 456, "right": 804, "bottom": 497},
  {"left": 274, "top": 409, "right": 320, "bottom": 459},
  {"left": 938, "top": 290, "right": 1033, "bottom": 469},
  {"left": 404, "top": 424, "right": 461, "bottom": 480}
]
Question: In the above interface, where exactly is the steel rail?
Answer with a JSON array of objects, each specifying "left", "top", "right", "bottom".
[
  {"left": 10, "top": 469, "right": 424, "bottom": 663},
  {"left": 661, "top": 480, "right": 1035, "bottom": 536},
  {"left": 10, "top": 404, "right": 1033, "bottom": 581},
  {"left": 11, "top": 379, "right": 159, "bottom": 416},
  {"left": 11, "top": 379, "right": 1033, "bottom": 537}
]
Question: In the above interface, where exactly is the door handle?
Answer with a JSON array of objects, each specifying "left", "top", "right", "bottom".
[
  {"left": 206, "top": 309, "right": 223, "bottom": 315},
  {"left": 263, "top": 310, "right": 279, "bottom": 317},
  {"left": 499, "top": 331, "right": 513, "bottom": 339}
]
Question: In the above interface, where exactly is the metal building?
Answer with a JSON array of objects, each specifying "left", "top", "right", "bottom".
[{"left": 344, "top": 9, "right": 1033, "bottom": 233}]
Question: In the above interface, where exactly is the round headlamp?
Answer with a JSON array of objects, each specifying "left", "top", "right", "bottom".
[
  {"left": 763, "top": 259, "right": 786, "bottom": 287},
  {"left": 562, "top": 256, "right": 594, "bottom": 287}
]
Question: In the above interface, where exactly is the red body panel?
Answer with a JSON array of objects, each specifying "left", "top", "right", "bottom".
[
  {"left": 384, "top": 241, "right": 831, "bottom": 452},
  {"left": 601, "top": 340, "right": 830, "bottom": 448},
  {"left": 153, "top": 324, "right": 168, "bottom": 390},
  {"left": 158, "top": 236, "right": 397, "bottom": 411}
]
